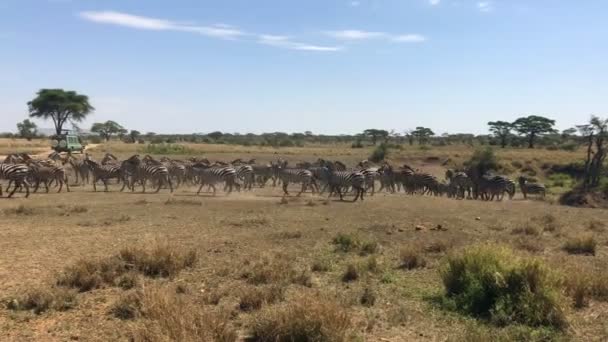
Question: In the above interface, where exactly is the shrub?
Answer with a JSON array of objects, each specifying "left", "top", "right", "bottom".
[
  {"left": 369, "top": 143, "right": 389, "bottom": 163},
  {"left": 399, "top": 246, "right": 426, "bottom": 270},
  {"left": 564, "top": 269, "right": 608, "bottom": 309},
  {"left": 7, "top": 287, "right": 77, "bottom": 314},
  {"left": 547, "top": 173, "right": 574, "bottom": 188},
  {"left": 311, "top": 257, "right": 332, "bottom": 273},
  {"left": 242, "top": 255, "right": 311, "bottom": 287},
  {"left": 563, "top": 235, "right": 596, "bottom": 255},
  {"left": 332, "top": 233, "right": 360, "bottom": 253},
  {"left": 249, "top": 294, "right": 352, "bottom": 342},
  {"left": 110, "top": 291, "right": 142, "bottom": 320},
  {"left": 360, "top": 287, "right": 376, "bottom": 307},
  {"left": 425, "top": 241, "right": 449, "bottom": 253},
  {"left": 351, "top": 140, "right": 364, "bottom": 148},
  {"left": 511, "top": 223, "right": 540, "bottom": 236},
  {"left": 342, "top": 264, "right": 359, "bottom": 282},
  {"left": 360, "top": 240, "right": 379, "bottom": 255},
  {"left": 466, "top": 147, "right": 499, "bottom": 176},
  {"left": 118, "top": 244, "right": 197, "bottom": 278},
  {"left": 440, "top": 244, "right": 566, "bottom": 329}
]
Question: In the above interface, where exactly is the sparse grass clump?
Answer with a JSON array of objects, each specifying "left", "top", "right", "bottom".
[
  {"left": 4, "top": 204, "right": 35, "bottom": 215},
  {"left": 110, "top": 291, "right": 142, "bottom": 320},
  {"left": 342, "top": 263, "right": 359, "bottom": 282},
  {"left": 360, "top": 240, "right": 379, "bottom": 255},
  {"left": 128, "top": 285, "right": 237, "bottom": 342},
  {"left": 360, "top": 287, "right": 376, "bottom": 307},
  {"left": 440, "top": 244, "right": 566, "bottom": 329},
  {"left": 56, "top": 243, "right": 197, "bottom": 292},
  {"left": 7, "top": 287, "right": 77, "bottom": 314},
  {"left": 311, "top": 257, "right": 332, "bottom": 273},
  {"left": 425, "top": 240, "right": 450, "bottom": 253},
  {"left": 242, "top": 255, "right": 311, "bottom": 287},
  {"left": 564, "top": 268, "right": 608, "bottom": 309},
  {"left": 399, "top": 246, "right": 426, "bottom": 270},
  {"left": 238, "top": 285, "right": 285, "bottom": 312},
  {"left": 249, "top": 295, "right": 352, "bottom": 342},
  {"left": 563, "top": 235, "right": 596, "bottom": 255},
  {"left": 511, "top": 223, "right": 541, "bottom": 236},
  {"left": 588, "top": 219, "right": 606, "bottom": 232}
]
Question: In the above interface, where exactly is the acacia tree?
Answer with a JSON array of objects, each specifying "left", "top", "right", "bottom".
[
  {"left": 16, "top": 119, "right": 38, "bottom": 141},
  {"left": 91, "top": 121, "right": 126, "bottom": 141},
  {"left": 487, "top": 121, "right": 512, "bottom": 148},
  {"left": 363, "top": 129, "right": 388, "bottom": 145},
  {"left": 578, "top": 116, "right": 608, "bottom": 190},
  {"left": 28, "top": 89, "right": 94, "bottom": 136},
  {"left": 512, "top": 115, "right": 556, "bottom": 148},
  {"left": 412, "top": 127, "right": 434, "bottom": 145},
  {"left": 129, "top": 130, "right": 141, "bottom": 143}
]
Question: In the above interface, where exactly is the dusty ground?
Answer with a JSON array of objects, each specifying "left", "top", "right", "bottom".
[{"left": 1, "top": 179, "right": 607, "bottom": 341}]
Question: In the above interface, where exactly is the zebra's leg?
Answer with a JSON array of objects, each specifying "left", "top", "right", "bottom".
[
  {"left": 210, "top": 184, "right": 217, "bottom": 196},
  {"left": 8, "top": 181, "right": 20, "bottom": 198},
  {"left": 33, "top": 180, "right": 40, "bottom": 193},
  {"left": 296, "top": 182, "right": 306, "bottom": 196},
  {"left": 44, "top": 180, "right": 50, "bottom": 193},
  {"left": 65, "top": 177, "right": 70, "bottom": 192},
  {"left": 226, "top": 181, "right": 233, "bottom": 195},
  {"left": 337, "top": 186, "right": 345, "bottom": 201},
  {"left": 196, "top": 181, "right": 205, "bottom": 195},
  {"left": 168, "top": 177, "right": 173, "bottom": 193},
  {"left": 92, "top": 176, "right": 97, "bottom": 192},
  {"left": 57, "top": 177, "right": 63, "bottom": 193},
  {"left": 154, "top": 176, "right": 163, "bottom": 193},
  {"left": 282, "top": 181, "right": 289, "bottom": 195},
  {"left": 103, "top": 179, "right": 109, "bottom": 192}
]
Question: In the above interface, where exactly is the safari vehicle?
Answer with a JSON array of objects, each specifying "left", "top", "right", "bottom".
[{"left": 51, "top": 130, "right": 85, "bottom": 153}]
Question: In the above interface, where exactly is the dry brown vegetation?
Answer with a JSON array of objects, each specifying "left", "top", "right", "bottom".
[{"left": 1, "top": 142, "right": 607, "bottom": 341}]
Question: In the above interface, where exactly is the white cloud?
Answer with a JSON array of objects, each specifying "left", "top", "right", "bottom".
[
  {"left": 392, "top": 34, "right": 427, "bottom": 43},
  {"left": 350, "top": 1, "right": 360, "bottom": 7},
  {"left": 80, "top": 11, "right": 339, "bottom": 52},
  {"left": 428, "top": 0, "right": 440, "bottom": 5},
  {"left": 258, "top": 34, "right": 342, "bottom": 52},
  {"left": 326, "top": 30, "right": 427, "bottom": 43},
  {"left": 326, "top": 30, "right": 385, "bottom": 40},
  {"left": 477, "top": 1, "right": 493, "bottom": 12}
]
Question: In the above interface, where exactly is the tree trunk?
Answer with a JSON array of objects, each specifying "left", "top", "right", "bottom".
[
  {"left": 528, "top": 134, "right": 535, "bottom": 148},
  {"left": 500, "top": 136, "right": 507, "bottom": 148}
]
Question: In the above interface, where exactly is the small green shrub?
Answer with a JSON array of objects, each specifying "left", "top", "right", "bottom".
[
  {"left": 140, "top": 143, "right": 195, "bottom": 155},
  {"left": 369, "top": 143, "right": 389, "bottom": 163},
  {"left": 360, "top": 240, "right": 379, "bottom": 255},
  {"left": 342, "top": 264, "right": 359, "bottom": 282},
  {"left": 399, "top": 246, "right": 426, "bottom": 270},
  {"left": 440, "top": 244, "right": 566, "bottom": 329},
  {"left": 332, "top": 233, "right": 360, "bottom": 253}
]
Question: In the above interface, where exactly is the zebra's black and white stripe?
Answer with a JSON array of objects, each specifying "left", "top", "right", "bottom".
[
  {"left": 27, "top": 161, "right": 70, "bottom": 193},
  {"left": 84, "top": 158, "right": 122, "bottom": 192},
  {"left": 0, "top": 163, "right": 30, "bottom": 198},
  {"left": 518, "top": 177, "right": 545, "bottom": 199},
  {"left": 324, "top": 168, "right": 366, "bottom": 202},
  {"left": 193, "top": 165, "right": 238, "bottom": 195},
  {"left": 277, "top": 166, "right": 316, "bottom": 196}
]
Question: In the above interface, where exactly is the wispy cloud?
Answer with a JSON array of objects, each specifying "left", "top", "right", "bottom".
[
  {"left": 349, "top": 1, "right": 360, "bottom": 7},
  {"left": 80, "top": 11, "right": 244, "bottom": 39},
  {"left": 79, "top": 11, "right": 341, "bottom": 51},
  {"left": 428, "top": 0, "right": 440, "bottom": 5},
  {"left": 477, "top": 1, "right": 493, "bottom": 12},
  {"left": 326, "top": 30, "right": 426, "bottom": 43},
  {"left": 258, "top": 34, "right": 342, "bottom": 52}
]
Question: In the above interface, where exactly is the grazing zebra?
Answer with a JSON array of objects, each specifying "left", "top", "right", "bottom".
[
  {"left": 0, "top": 163, "right": 30, "bottom": 198},
  {"left": 445, "top": 170, "right": 473, "bottom": 199},
  {"left": 66, "top": 155, "right": 90, "bottom": 185},
  {"left": 323, "top": 167, "right": 366, "bottom": 202},
  {"left": 359, "top": 168, "right": 380, "bottom": 196},
  {"left": 276, "top": 162, "right": 316, "bottom": 196},
  {"left": 193, "top": 164, "right": 238, "bottom": 195},
  {"left": 518, "top": 176, "right": 546, "bottom": 199},
  {"left": 84, "top": 158, "right": 121, "bottom": 192},
  {"left": 26, "top": 161, "right": 70, "bottom": 193}
]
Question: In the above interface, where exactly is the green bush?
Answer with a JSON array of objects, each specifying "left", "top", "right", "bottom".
[
  {"left": 547, "top": 173, "right": 574, "bottom": 189},
  {"left": 332, "top": 233, "right": 360, "bottom": 253},
  {"left": 440, "top": 244, "right": 566, "bottom": 329},
  {"left": 369, "top": 143, "right": 389, "bottom": 162},
  {"left": 466, "top": 147, "right": 499, "bottom": 175},
  {"left": 140, "top": 143, "right": 195, "bottom": 155},
  {"left": 351, "top": 140, "right": 364, "bottom": 148}
]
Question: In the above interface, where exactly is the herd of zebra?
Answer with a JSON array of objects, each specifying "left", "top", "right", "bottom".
[{"left": 0, "top": 152, "right": 547, "bottom": 201}]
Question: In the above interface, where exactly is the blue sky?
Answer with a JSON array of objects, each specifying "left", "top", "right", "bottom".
[{"left": 1, "top": 0, "right": 606, "bottom": 135}]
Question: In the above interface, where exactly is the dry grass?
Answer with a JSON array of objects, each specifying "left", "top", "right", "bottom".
[
  {"left": 399, "top": 246, "right": 427, "bottom": 270},
  {"left": 342, "top": 263, "right": 359, "bottom": 282},
  {"left": 3, "top": 204, "right": 36, "bottom": 215},
  {"left": 248, "top": 294, "right": 353, "bottom": 342},
  {"left": 564, "top": 268, "right": 608, "bottom": 308},
  {"left": 238, "top": 285, "right": 285, "bottom": 312},
  {"left": 242, "top": 255, "right": 311, "bottom": 287},
  {"left": 563, "top": 235, "right": 597, "bottom": 255},
  {"left": 6, "top": 287, "right": 77, "bottom": 314},
  {"left": 511, "top": 223, "right": 541, "bottom": 236},
  {"left": 128, "top": 285, "right": 237, "bottom": 342}
]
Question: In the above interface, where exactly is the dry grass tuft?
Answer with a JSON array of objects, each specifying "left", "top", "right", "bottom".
[
  {"left": 360, "top": 287, "right": 376, "bottom": 307},
  {"left": 342, "top": 263, "right": 359, "bottom": 282},
  {"left": 588, "top": 220, "right": 606, "bottom": 233},
  {"left": 242, "top": 255, "right": 311, "bottom": 287},
  {"left": 399, "top": 246, "right": 426, "bottom": 270},
  {"left": 238, "top": 285, "right": 285, "bottom": 312},
  {"left": 538, "top": 214, "right": 560, "bottom": 233},
  {"left": 511, "top": 223, "right": 541, "bottom": 236},
  {"left": 311, "top": 257, "right": 332, "bottom": 273},
  {"left": 6, "top": 287, "right": 77, "bottom": 314},
  {"left": 563, "top": 235, "right": 597, "bottom": 255},
  {"left": 515, "top": 238, "right": 544, "bottom": 254},
  {"left": 425, "top": 240, "right": 450, "bottom": 253},
  {"left": 332, "top": 233, "right": 360, "bottom": 253},
  {"left": 564, "top": 268, "right": 608, "bottom": 308},
  {"left": 249, "top": 294, "right": 352, "bottom": 342},
  {"left": 110, "top": 291, "right": 142, "bottom": 320},
  {"left": 164, "top": 198, "right": 203, "bottom": 206},
  {"left": 360, "top": 240, "right": 379, "bottom": 255},
  {"left": 128, "top": 285, "right": 237, "bottom": 342},
  {"left": 4, "top": 204, "right": 36, "bottom": 215},
  {"left": 275, "top": 231, "right": 303, "bottom": 239},
  {"left": 57, "top": 243, "right": 197, "bottom": 292}
]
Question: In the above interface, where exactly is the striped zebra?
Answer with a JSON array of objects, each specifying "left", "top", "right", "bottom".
[
  {"left": 0, "top": 163, "right": 30, "bottom": 198},
  {"left": 377, "top": 164, "right": 396, "bottom": 194},
  {"left": 234, "top": 164, "right": 255, "bottom": 191},
  {"left": 128, "top": 155, "right": 174, "bottom": 193},
  {"left": 411, "top": 172, "right": 440, "bottom": 196},
  {"left": 445, "top": 170, "right": 473, "bottom": 199},
  {"left": 359, "top": 168, "right": 380, "bottom": 196},
  {"left": 26, "top": 161, "right": 70, "bottom": 193},
  {"left": 475, "top": 175, "right": 514, "bottom": 201},
  {"left": 251, "top": 164, "right": 275, "bottom": 187},
  {"left": 193, "top": 164, "right": 238, "bottom": 196},
  {"left": 323, "top": 167, "right": 366, "bottom": 202},
  {"left": 66, "top": 155, "right": 90, "bottom": 185},
  {"left": 277, "top": 163, "right": 316, "bottom": 196},
  {"left": 84, "top": 158, "right": 122, "bottom": 192},
  {"left": 518, "top": 176, "right": 546, "bottom": 199}
]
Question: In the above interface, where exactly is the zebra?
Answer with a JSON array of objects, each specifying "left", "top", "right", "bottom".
[
  {"left": 127, "top": 155, "right": 174, "bottom": 193},
  {"left": 159, "top": 157, "right": 187, "bottom": 189},
  {"left": 234, "top": 164, "right": 255, "bottom": 191},
  {"left": 65, "top": 155, "right": 90, "bottom": 185},
  {"left": 323, "top": 167, "right": 366, "bottom": 202},
  {"left": 192, "top": 164, "right": 238, "bottom": 196},
  {"left": 377, "top": 164, "right": 396, "bottom": 194},
  {"left": 26, "top": 161, "right": 70, "bottom": 193},
  {"left": 475, "top": 175, "right": 514, "bottom": 201},
  {"left": 251, "top": 164, "right": 275, "bottom": 187},
  {"left": 359, "top": 168, "right": 380, "bottom": 196},
  {"left": 0, "top": 163, "right": 30, "bottom": 198},
  {"left": 518, "top": 176, "right": 546, "bottom": 199},
  {"left": 445, "top": 170, "right": 473, "bottom": 199},
  {"left": 276, "top": 162, "right": 316, "bottom": 196},
  {"left": 411, "top": 172, "right": 440, "bottom": 196},
  {"left": 84, "top": 158, "right": 122, "bottom": 192}
]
